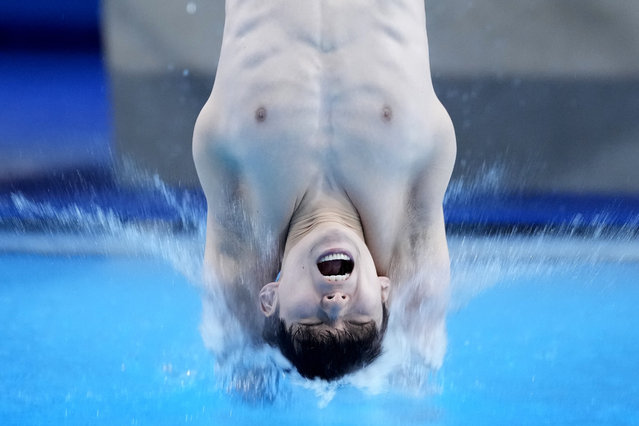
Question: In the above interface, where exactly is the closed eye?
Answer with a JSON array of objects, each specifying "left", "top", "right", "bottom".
[
  {"left": 346, "top": 319, "right": 375, "bottom": 327},
  {"left": 298, "top": 320, "right": 323, "bottom": 326},
  {"left": 295, "top": 319, "right": 375, "bottom": 330}
]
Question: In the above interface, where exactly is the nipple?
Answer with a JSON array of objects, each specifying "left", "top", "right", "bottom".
[
  {"left": 382, "top": 105, "right": 393, "bottom": 122},
  {"left": 255, "top": 106, "right": 267, "bottom": 122}
]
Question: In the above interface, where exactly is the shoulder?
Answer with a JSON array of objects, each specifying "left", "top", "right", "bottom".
[
  {"left": 192, "top": 99, "right": 237, "bottom": 193},
  {"left": 411, "top": 99, "right": 457, "bottom": 209}
]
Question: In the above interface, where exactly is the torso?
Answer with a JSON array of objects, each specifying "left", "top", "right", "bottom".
[{"left": 194, "top": 0, "right": 454, "bottom": 277}]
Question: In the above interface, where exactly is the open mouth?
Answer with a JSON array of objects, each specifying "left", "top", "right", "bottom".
[{"left": 317, "top": 252, "right": 354, "bottom": 282}]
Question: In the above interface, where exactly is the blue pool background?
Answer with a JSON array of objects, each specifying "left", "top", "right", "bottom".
[
  {"left": 2, "top": 2, "right": 639, "bottom": 425},
  {"left": 2, "top": 250, "right": 638, "bottom": 425}
]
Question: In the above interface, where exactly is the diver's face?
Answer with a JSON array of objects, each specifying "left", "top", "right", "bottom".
[{"left": 260, "top": 224, "right": 389, "bottom": 329}]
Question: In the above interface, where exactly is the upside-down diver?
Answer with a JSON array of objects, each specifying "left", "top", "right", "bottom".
[{"left": 193, "top": 0, "right": 456, "bottom": 380}]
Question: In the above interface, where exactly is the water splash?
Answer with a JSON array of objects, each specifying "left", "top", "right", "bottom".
[
  {"left": 445, "top": 163, "right": 639, "bottom": 310},
  {"left": 2, "top": 165, "right": 638, "bottom": 405},
  {"left": 186, "top": 1, "right": 197, "bottom": 14}
]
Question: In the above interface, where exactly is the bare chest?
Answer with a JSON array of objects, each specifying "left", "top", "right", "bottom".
[
  {"left": 212, "top": 4, "right": 438, "bottom": 174},
  {"left": 202, "top": 0, "right": 443, "bottom": 261}
]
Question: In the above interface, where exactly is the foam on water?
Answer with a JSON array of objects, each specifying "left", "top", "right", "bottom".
[{"left": 3, "top": 167, "right": 638, "bottom": 406}]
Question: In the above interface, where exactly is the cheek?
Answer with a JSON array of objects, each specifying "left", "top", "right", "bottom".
[
  {"left": 357, "top": 286, "right": 383, "bottom": 316},
  {"left": 279, "top": 288, "right": 319, "bottom": 320}
]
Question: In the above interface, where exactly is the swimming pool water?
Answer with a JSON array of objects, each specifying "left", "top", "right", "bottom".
[
  {"left": 4, "top": 8, "right": 639, "bottom": 424},
  {"left": 1, "top": 241, "right": 637, "bottom": 425}
]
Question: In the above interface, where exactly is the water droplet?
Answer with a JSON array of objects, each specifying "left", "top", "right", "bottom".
[{"left": 186, "top": 2, "right": 197, "bottom": 14}]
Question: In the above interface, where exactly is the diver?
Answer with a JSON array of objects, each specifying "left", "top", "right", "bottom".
[{"left": 193, "top": 0, "right": 456, "bottom": 381}]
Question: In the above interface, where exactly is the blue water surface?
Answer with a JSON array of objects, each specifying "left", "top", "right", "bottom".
[{"left": 1, "top": 251, "right": 638, "bottom": 425}]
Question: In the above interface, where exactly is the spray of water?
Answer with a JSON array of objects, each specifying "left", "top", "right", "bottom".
[{"left": 3, "top": 163, "right": 637, "bottom": 404}]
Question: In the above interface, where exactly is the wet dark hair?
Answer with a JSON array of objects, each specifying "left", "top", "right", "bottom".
[{"left": 262, "top": 304, "right": 389, "bottom": 381}]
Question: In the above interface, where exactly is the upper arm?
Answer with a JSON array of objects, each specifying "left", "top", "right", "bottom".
[
  {"left": 193, "top": 101, "right": 248, "bottom": 278},
  {"left": 413, "top": 103, "right": 457, "bottom": 218},
  {"left": 390, "top": 106, "right": 455, "bottom": 369},
  {"left": 193, "top": 101, "right": 238, "bottom": 210},
  {"left": 405, "top": 101, "right": 456, "bottom": 258},
  {"left": 193, "top": 100, "right": 281, "bottom": 292},
  {"left": 397, "top": 101, "right": 456, "bottom": 289}
]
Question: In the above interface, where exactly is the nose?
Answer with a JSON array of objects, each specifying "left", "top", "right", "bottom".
[{"left": 321, "top": 292, "right": 349, "bottom": 320}]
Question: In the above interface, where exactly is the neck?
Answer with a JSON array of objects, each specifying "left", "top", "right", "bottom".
[{"left": 283, "top": 191, "right": 364, "bottom": 259}]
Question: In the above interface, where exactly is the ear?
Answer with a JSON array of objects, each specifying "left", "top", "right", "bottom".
[
  {"left": 378, "top": 276, "right": 390, "bottom": 303},
  {"left": 259, "top": 282, "right": 279, "bottom": 317}
]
